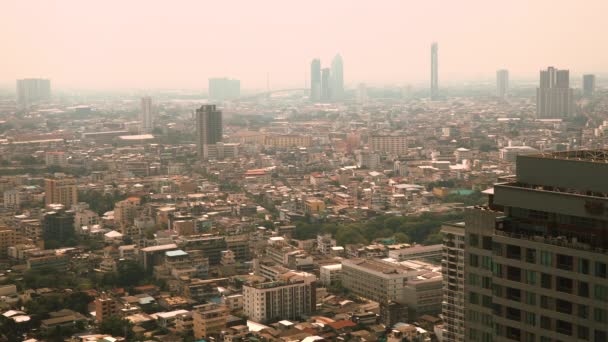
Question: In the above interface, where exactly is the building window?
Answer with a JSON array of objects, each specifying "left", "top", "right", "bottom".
[
  {"left": 594, "top": 308, "right": 608, "bottom": 323},
  {"left": 481, "top": 256, "right": 492, "bottom": 270},
  {"left": 556, "top": 320, "right": 573, "bottom": 336},
  {"left": 578, "top": 258, "right": 590, "bottom": 274},
  {"left": 595, "top": 262, "right": 607, "bottom": 278},
  {"left": 540, "top": 316, "right": 551, "bottom": 330},
  {"left": 506, "top": 244, "right": 521, "bottom": 260},
  {"left": 525, "top": 248, "right": 536, "bottom": 263},
  {"left": 595, "top": 284, "right": 608, "bottom": 302},
  {"left": 556, "top": 276, "right": 573, "bottom": 294},
  {"left": 540, "top": 295, "right": 552, "bottom": 309},
  {"left": 555, "top": 299, "right": 572, "bottom": 314},
  {"left": 595, "top": 330, "right": 607, "bottom": 342},
  {"left": 482, "top": 276, "right": 492, "bottom": 289},
  {"left": 470, "top": 254, "right": 479, "bottom": 267},
  {"left": 578, "top": 304, "right": 589, "bottom": 319},
  {"left": 540, "top": 251, "right": 552, "bottom": 266},
  {"left": 556, "top": 254, "right": 573, "bottom": 271},
  {"left": 525, "top": 312, "right": 536, "bottom": 326},
  {"left": 577, "top": 325, "right": 589, "bottom": 340},
  {"left": 525, "top": 270, "right": 536, "bottom": 285},
  {"left": 506, "top": 266, "right": 521, "bottom": 282},
  {"left": 525, "top": 292, "right": 536, "bottom": 306},
  {"left": 469, "top": 292, "right": 479, "bottom": 305},
  {"left": 579, "top": 281, "right": 590, "bottom": 298},
  {"left": 482, "top": 236, "right": 492, "bottom": 250},
  {"left": 469, "top": 234, "right": 479, "bottom": 247},
  {"left": 541, "top": 273, "right": 552, "bottom": 289}
]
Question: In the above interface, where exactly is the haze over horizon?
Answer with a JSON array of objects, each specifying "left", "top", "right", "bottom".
[{"left": 2, "top": 0, "right": 608, "bottom": 90}]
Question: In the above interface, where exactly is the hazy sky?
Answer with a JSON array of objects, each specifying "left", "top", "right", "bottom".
[{"left": 2, "top": 0, "right": 607, "bottom": 90}]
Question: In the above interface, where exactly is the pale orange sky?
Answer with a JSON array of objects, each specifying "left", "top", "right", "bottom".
[{"left": 1, "top": 0, "right": 607, "bottom": 90}]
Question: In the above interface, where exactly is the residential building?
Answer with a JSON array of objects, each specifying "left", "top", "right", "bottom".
[
  {"left": 441, "top": 222, "right": 465, "bottom": 342},
  {"left": 45, "top": 176, "right": 78, "bottom": 208},
  {"left": 16, "top": 78, "right": 51, "bottom": 109},
  {"left": 45, "top": 152, "right": 68, "bottom": 167},
  {"left": 95, "top": 296, "right": 119, "bottom": 322},
  {"left": 536, "top": 66, "right": 574, "bottom": 118},
  {"left": 140, "top": 96, "right": 153, "bottom": 133},
  {"left": 196, "top": 104, "right": 223, "bottom": 160},
  {"left": 0, "top": 228, "right": 18, "bottom": 258},
  {"left": 370, "top": 135, "right": 408, "bottom": 155},
  {"left": 243, "top": 275, "right": 316, "bottom": 323},
  {"left": 465, "top": 150, "right": 608, "bottom": 342},
  {"left": 192, "top": 303, "right": 228, "bottom": 340},
  {"left": 583, "top": 74, "right": 596, "bottom": 98}
]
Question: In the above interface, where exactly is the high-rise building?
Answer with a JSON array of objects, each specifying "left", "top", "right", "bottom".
[
  {"left": 243, "top": 273, "right": 316, "bottom": 323},
  {"left": 431, "top": 42, "right": 439, "bottom": 100},
  {"left": 195, "top": 105, "right": 223, "bottom": 159},
  {"left": 321, "top": 68, "right": 331, "bottom": 102},
  {"left": 310, "top": 59, "right": 321, "bottom": 102},
  {"left": 536, "top": 66, "right": 574, "bottom": 118},
  {"left": 16, "top": 78, "right": 51, "bottom": 109},
  {"left": 208, "top": 78, "right": 240, "bottom": 101},
  {"left": 369, "top": 135, "right": 408, "bottom": 155},
  {"left": 441, "top": 222, "right": 466, "bottom": 342},
  {"left": 45, "top": 177, "right": 78, "bottom": 208},
  {"left": 583, "top": 74, "right": 596, "bottom": 98},
  {"left": 95, "top": 296, "right": 119, "bottom": 322},
  {"left": 43, "top": 207, "right": 75, "bottom": 247},
  {"left": 140, "top": 96, "right": 153, "bottom": 133},
  {"left": 496, "top": 69, "right": 509, "bottom": 98},
  {"left": 192, "top": 303, "right": 228, "bottom": 340},
  {"left": 464, "top": 150, "right": 608, "bottom": 342},
  {"left": 331, "top": 54, "right": 344, "bottom": 101}
]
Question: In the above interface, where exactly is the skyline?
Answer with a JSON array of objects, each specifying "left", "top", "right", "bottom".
[{"left": 2, "top": 0, "right": 608, "bottom": 90}]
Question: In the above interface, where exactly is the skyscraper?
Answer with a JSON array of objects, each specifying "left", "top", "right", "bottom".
[
  {"left": 536, "top": 66, "right": 574, "bottom": 118},
  {"left": 583, "top": 74, "right": 596, "bottom": 98},
  {"left": 16, "top": 78, "right": 51, "bottom": 109},
  {"left": 463, "top": 150, "right": 608, "bottom": 342},
  {"left": 195, "top": 105, "right": 223, "bottom": 159},
  {"left": 321, "top": 68, "right": 331, "bottom": 102},
  {"left": 331, "top": 54, "right": 344, "bottom": 101},
  {"left": 208, "top": 78, "right": 240, "bottom": 101},
  {"left": 140, "top": 96, "right": 153, "bottom": 133},
  {"left": 496, "top": 69, "right": 509, "bottom": 98},
  {"left": 431, "top": 42, "right": 439, "bottom": 100},
  {"left": 310, "top": 59, "right": 321, "bottom": 102}
]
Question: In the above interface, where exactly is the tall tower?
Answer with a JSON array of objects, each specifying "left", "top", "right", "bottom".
[
  {"left": 583, "top": 74, "right": 596, "bottom": 98},
  {"left": 536, "top": 66, "right": 574, "bottom": 118},
  {"left": 16, "top": 78, "right": 51, "bottom": 110},
  {"left": 196, "top": 105, "right": 223, "bottom": 159},
  {"left": 431, "top": 42, "right": 439, "bottom": 100},
  {"left": 496, "top": 69, "right": 509, "bottom": 98},
  {"left": 331, "top": 54, "right": 344, "bottom": 101},
  {"left": 140, "top": 96, "right": 153, "bottom": 133},
  {"left": 321, "top": 68, "right": 331, "bottom": 102},
  {"left": 310, "top": 59, "right": 321, "bottom": 102}
]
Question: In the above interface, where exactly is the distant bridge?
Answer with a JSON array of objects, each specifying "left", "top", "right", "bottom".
[{"left": 238, "top": 88, "right": 307, "bottom": 101}]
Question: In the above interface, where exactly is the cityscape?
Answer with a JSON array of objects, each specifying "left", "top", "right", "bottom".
[{"left": 1, "top": 1, "right": 608, "bottom": 342}]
